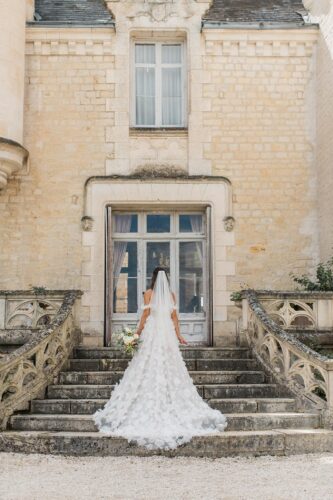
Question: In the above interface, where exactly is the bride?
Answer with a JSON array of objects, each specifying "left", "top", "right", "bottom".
[{"left": 94, "top": 267, "right": 227, "bottom": 450}]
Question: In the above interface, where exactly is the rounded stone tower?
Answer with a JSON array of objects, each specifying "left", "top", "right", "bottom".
[{"left": 0, "top": 0, "right": 29, "bottom": 189}]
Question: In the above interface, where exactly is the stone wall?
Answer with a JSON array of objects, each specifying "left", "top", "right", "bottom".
[
  {"left": 203, "top": 30, "right": 319, "bottom": 289},
  {"left": 0, "top": 27, "right": 116, "bottom": 289},
  {"left": 0, "top": 0, "right": 321, "bottom": 344},
  {"left": 307, "top": 1, "right": 333, "bottom": 260}
]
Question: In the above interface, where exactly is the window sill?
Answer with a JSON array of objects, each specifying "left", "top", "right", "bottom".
[{"left": 129, "top": 127, "right": 188, "bottom": 138}]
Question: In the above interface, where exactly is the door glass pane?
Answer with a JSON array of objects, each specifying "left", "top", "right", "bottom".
[
  {"left": 113, "top": 214, "right": 138, "bottom": 233},
  {"left": 147, "top": 214, "right": 170, "bottom": 233},
  {"left": 146, "top": 242, "right": 170, "bottom": 289},
  {"left": 179, "top": 242, "right": 203, "bottom": 313},
  {"left": 179, "top": 214, "right": 203, "bottom": 233},
  {"left": 113, "top": 242, "right": 137, "bottom": 313}
]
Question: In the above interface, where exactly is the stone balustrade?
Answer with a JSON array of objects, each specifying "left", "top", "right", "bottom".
[
  {"left": 242, "top": 290, "right": 333, "bottom": 427},
  {"left": 257, "top": 291, "right": 333, "bottom": 331},
  {"left": 0, "top": 290, "right": 66, "bottom": 331},
  {"left": 0, "top": 290, "right": 82, "bottom": 429}
]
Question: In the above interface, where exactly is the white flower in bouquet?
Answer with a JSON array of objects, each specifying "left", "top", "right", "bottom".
[{"left": 115, "top": 326, "right": 140, "bottom": 355}]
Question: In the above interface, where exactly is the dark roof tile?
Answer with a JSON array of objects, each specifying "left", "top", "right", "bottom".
[
  {"left": 33, "top": 0, "right": 114, "bottom": 25},
  {"left": 203, "top": 0, "right": 307, "bottom": 26}
]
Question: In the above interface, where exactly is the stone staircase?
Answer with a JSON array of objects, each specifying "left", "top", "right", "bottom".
[{"left": 2, "top": 346, "right": 333, "bottom": 457}]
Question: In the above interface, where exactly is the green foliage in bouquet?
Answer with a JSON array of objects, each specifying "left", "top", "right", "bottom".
[
  {"left": 115, "top": 326, "right": 140, "bottom": 356},
  {"left": 291, "top": 257, "right": 333, "bottom": 291}
]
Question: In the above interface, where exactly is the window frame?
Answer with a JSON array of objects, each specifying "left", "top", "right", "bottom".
[
  {"left": 131, "top": 40, "right": 187, "bottom": 129},
  {"left": 111, "top": 211, "right": 206, "bottom": 318}
]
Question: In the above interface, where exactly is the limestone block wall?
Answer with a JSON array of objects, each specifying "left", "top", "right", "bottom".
[
  {"left": 0, "top": 27, "right": 116, "bottom": 289},
  {"left": 128, "top": 132, "right": 188, "bottom": 172},
  {"left": 0, "top": 1, "right": 321, "bottom": 345},
  {"left": 0, "top": 26, "right": 319, "bottom": 292},
  {"left": 307, "top": 1, "right": 333, "bottom": 260},
  {"left": 202, "top": 30, "right": 319, "bottom": 291}
]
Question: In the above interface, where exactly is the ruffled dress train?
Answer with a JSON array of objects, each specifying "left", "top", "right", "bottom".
[{"left": 94, "top": 307, "right": 227, "bottom": 450}]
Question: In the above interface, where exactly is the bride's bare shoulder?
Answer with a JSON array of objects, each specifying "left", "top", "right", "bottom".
[{"left": 144, "top": 289, "right": 153, "bottom": 301}]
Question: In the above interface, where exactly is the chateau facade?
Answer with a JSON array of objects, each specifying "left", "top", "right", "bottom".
[{"left": 0, "top": 1, "right": 332, "bottom": 347}]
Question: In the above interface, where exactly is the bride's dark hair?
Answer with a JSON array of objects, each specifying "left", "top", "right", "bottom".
[{"left": 150, "top": 267, "right": 169, "bottom": 289}]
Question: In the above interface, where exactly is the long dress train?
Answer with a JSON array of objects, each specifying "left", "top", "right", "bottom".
[{"left": 94, "top": 272, "right": 227, "bottom": 450}]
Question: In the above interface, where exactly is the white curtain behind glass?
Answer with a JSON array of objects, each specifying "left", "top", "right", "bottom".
[
  {"left": 113, "top": 215, "right": 132, "bottom": 292},
  {"left": 162, "top": 68, "right": 182, "bottom": 126},
  {"left": 162, "top": 45, "right": 182, "bottom": 126},
  {"left": 135, "top": 44, "right": 156, "bottom": 126},
  {"left": 135, "top": 43, "right": 183, "bottom": 127},
  {"left": 189, "top": 215, "right": 203, "bottom": 266}
]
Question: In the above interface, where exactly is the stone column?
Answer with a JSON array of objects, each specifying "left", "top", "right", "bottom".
[
  {"left": 0, "top": 0, "right": 28, "bottom": 189},
  {"left": 26, "top": 0, "right": 35, "bottom": 21}
]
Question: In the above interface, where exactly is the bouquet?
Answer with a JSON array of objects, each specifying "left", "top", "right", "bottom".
[{"left": 115, "top": 326, "right": 140, "bottom": 356}]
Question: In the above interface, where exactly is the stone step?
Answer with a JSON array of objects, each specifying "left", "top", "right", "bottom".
[
  {"left": 68, "top": 358, "right": 259, "bottom": 372},
  {"left": 74, "top": 347, "right": 251, "bottom": 360},
  {"left": 208, "top": 398, "right": 297, "bottom": 414},
  {"left": 48, "top": 383, "right": 286, "bottom": 400},
  {"left": 2, "top": 429, "right": 332, "bottom": 458},
  {"left": 10, "top": 413, "right": 320, "bottom": 433},
  {"left": 58, "top": 371, "right": 266, "bottom": 385},
  {"left": 203, "top": 384, "right": 288, "bottom": 399},
  {"left": 31, "top": 398, "right": 297, "bottom": 415}
]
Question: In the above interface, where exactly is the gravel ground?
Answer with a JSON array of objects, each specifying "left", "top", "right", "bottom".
[{"left": 0, "top": 453, "right": 333, "bottom": 500}]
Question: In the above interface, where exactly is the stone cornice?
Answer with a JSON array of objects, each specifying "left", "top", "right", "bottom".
[
  {"left": 25, "top": 25, "right": 318, "bottom": 57},
  {"left": 203, "top": 29, "right": 318, "bottom": 57},
  {"left": 25, "top": 26, "right": 115, "bottom": 56}
]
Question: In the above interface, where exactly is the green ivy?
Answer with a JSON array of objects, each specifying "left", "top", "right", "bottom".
[
  {"left": 30, "top": 286, "right": 47, "bottom": 295},
  {"left": 230, "top": 291, "right": 242, "bottom": 302},
  {"left": 291, "top": 257, "right": 333, "bottom": 292}
]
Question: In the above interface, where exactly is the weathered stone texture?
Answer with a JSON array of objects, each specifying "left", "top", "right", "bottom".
[
  {"left": 0, "top": 45, "right": 116, "bottom": 289},
  {"left": 0, "top": 0, "right": 323, "bottom": 344},
  {"left": 202, "top": 33, "right": 319, "bottom": 289},
  {"left": 310, "top": 4, "right": 333, "bottom": 260}
]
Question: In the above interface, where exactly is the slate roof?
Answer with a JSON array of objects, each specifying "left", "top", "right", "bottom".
[
  {"left": 203, "top": 0, "right": 308, "bottom": 26},
  {"left": 31, "top": 0, "right": 311, "bottom": 27},
  {"left": 33, "top": 0, "right": 114, "bottom": 25}
]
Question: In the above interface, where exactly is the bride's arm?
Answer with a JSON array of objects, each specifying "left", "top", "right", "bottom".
[
  {"left": 136, "top": 290, "right": 151, "bottom": 336},
  {"left": 171, "top": 293, "right": 187, "bottom": 345}
]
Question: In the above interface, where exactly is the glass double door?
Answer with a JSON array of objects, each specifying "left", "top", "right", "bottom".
[
  {"left": 144, "top": 239, "right": 204, "bottom": 315},
  {"left": 106, "top": 210, "right": 210, "bottom": 345}
]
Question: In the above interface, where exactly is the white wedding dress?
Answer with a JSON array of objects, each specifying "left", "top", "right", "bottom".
[{"left": 94, "top": 271, "right": 227, "bottom": 450}]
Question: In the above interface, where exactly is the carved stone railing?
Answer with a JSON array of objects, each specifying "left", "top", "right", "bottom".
[
  {"left": 257, "top": 291, "right": 333, "bottom": 331},
  {"left": 242, "top": 290, "right": 333, "bottom": 427},
  {"left": 0, "top": 291, "right": 65, "bottom": 330},
  {"left": 0, "top": 290, "right": 82, "bottom": 429}
]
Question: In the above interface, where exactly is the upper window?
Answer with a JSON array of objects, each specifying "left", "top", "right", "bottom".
[{"left": 133, "top": 42, "right": 185, "bottom": 128}]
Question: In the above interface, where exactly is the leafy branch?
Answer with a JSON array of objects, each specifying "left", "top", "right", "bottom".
[{"left": 291, "top": 257, "right": 333, "bottom": 291}]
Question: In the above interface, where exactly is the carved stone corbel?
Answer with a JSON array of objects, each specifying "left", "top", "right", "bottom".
[{"left": 223, "top": 216, "right": 235, "bottom": 232}]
